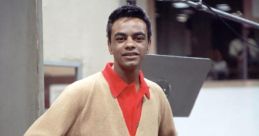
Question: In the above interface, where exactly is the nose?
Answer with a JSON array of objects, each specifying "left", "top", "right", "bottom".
[{"left": 125, "top": 37, "right": 135, "bottom": 50}]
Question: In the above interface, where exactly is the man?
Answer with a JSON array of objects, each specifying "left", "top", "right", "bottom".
[{"left": 25, "top": 5, "right": 177, "bottom": 136}]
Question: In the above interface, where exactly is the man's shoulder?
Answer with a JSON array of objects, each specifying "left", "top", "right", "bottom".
[
  {"left": 65, "top": 72, "right": 104, "bottom": 91},
  {"left": 79, "top": 72, "right": 103, "bottom": 82},
  {"left": 144, "top": 78, "right": 163, "bottom": 93},
  {"left": 144, "top": 78, "right": 170, "bottom": 105},
  {"left": 76, "top": 72, "right": 103, "bottom": 82}
]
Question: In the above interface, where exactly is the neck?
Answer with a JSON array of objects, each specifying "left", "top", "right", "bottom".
[{"left": 112, "top": 64, "right": 140, "bottom": 85}]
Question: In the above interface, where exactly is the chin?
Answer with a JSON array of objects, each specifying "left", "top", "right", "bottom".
[{"left": 123, "top": 62, "right": 140, "bottom": 70}]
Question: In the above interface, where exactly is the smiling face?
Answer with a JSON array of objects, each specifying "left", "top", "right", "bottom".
[{"left": 108, "top": 17, "right": 150, "bottom": 72}]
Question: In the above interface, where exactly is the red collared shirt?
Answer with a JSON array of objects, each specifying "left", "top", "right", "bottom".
[{"left": 102, "top": 63, "right": 150, "bottom": 136}]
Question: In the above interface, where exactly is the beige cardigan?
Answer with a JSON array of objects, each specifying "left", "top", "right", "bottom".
[{"left": 24, "top": 72, "right": 177, "bottom": 136}]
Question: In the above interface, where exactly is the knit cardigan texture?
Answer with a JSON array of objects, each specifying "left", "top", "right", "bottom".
[{"left": 24, "top": 72, "right": 176, "bottom": 136}]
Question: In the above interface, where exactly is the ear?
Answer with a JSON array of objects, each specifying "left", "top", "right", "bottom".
[
  {"left": 108, "top": 41, "right": 113, "bottom": 55},
  {"left": 145, "top": 41, "right": 151, "bottom": 54}
]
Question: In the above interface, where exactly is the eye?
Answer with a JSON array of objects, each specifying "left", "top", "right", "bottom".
[
  {"left": 134, "top": 35, "right": 145, "bottom": 42},
  {"left": 115, "top": 36, "right": 126, "bottom": 43}
]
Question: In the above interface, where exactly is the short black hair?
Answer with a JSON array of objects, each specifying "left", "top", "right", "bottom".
[{"left": 106, "top": 5, "right": 152, "bottom": 43}]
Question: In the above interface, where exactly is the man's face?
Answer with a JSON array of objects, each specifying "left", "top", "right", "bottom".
[{"left": 108, "top": 17, "right": 150, "bottom": 71}]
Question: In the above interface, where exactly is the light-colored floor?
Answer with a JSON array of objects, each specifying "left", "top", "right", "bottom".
[{"left": 174, "top": 80, "right": 259, "bottom": 136}]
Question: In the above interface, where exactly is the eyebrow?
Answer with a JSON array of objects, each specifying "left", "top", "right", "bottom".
[
  {"left": 114, "top": 32, "right": 127, "bottom": 37},
  {"left": 114, "top": 32, "right": 146, "bottom": 37},
  {"left": 133, "top": 32, "right": 146, "bottom": 37}
]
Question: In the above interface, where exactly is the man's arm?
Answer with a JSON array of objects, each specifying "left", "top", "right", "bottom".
[
  {"left": 158, "top": 92, "right": 177, "bottom": 136},
  {"left": 24, "top": 85, "right": 83, "bottom": 136}
]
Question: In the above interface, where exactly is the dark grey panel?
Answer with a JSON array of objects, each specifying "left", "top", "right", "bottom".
[{"left": 142, "top": 54, "right": 212, "bottom": 117}]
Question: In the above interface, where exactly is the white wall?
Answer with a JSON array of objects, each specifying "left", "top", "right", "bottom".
[
  {"left": 174, "top": 82, "right": 259, "bottom": 136},
  {"left": 43, "top": 0, "right": 122, "bottom": 76},
  {"left": 42, "top": 0, "right": 155, "bottom": 77}
]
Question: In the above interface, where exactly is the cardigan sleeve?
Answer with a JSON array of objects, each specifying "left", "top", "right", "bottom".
[
  {"left": 24, "top": 83, "right": 84, "bottom": 136},
  {"left": 158, "top": 91, "right": 177, "bottom": 136}
]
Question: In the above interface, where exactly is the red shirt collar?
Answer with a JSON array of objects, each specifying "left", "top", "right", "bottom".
[{"left": 102, "top": 63, "right": 150, "bottom": 99}]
